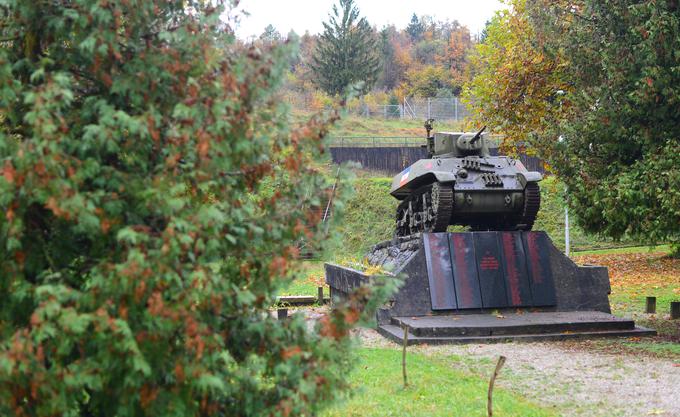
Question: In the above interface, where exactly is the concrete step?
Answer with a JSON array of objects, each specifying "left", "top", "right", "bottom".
[
  {"left": 389, "top": 311, "right": 638, "bottom": 338},
  {"left": 378, "top": 323, "right": 656, "bottom": 345}
]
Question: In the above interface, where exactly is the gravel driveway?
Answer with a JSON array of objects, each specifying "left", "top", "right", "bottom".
[{"left": 354, "top": 328, "right": 680, "bottom": 417}]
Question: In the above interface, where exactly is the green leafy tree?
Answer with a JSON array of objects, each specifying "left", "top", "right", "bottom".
[
  {"left": 311, "top": 0, "right": 381, "bottom": 96},
  {"left": 0, "top": 1, "right": 395, "bottom": 416},
  {"left": 531, "top": 0, "right": 680, "bottom": 252},
  {"left": 403, "top": 65, "right": 456, "bottom": 97},
  {"left": 466, "top": 0, "right": 679, "bottom": 252}
]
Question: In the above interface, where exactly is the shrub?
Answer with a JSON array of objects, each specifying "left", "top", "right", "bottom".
[{"left": 0, "top": 1, "right": 392, "bottom": 415}]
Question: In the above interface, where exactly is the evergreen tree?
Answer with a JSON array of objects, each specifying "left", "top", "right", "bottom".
[
  {"left": 0, "top": 1, "right": 395, "bottom": 415},
  {"left": 406, "top": 13, "right": 425, "bottom": 42},
  {"left": 260, "top": 24, "right": 282, "bottom": 46},
  {"left": 376, "top": 26, "right": 398, "bottom": 90},
  {"left": 311, "top": 0, "right": 381, "bottom": 96}
]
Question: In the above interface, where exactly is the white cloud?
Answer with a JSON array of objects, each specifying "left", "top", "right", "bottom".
[{"left": 233, "top": 0, "right": 506, "bottom": 39}]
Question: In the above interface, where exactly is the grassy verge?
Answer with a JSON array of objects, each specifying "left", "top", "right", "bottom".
[
  {"left": 322, "top": 348, "right": 557, "bottom": 417},
  {"left": 573, "top": 251, "right": 680, "bottom": 344},
  {"left": 572, "top": 245, "right": 672, "bottom": 256},
  {"left": 573, "top": 252, "right": 680, "bottom": 318},
  {"left": 329, "top": 115, "right": 464, "bottom": 137},
  {"left": 282, "top": 261, "right": 326, "bottom": 297}
]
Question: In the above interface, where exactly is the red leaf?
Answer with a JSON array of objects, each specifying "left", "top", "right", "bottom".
[{"left": 3, "top": 161, "right": 15, "bottom": 183}]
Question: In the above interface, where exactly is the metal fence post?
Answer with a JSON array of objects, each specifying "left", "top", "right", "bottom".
[{"left": 455, "top": 98, "right": 459, "bottom": 122}]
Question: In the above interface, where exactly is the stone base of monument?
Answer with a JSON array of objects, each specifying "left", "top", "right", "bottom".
[{"left": 325, "top": 231, "right": 655, "bottom": 344}]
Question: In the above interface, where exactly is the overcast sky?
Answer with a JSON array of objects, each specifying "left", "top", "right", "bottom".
[{"left": 233, "top": 0, "right": 506, "bottom": 39}]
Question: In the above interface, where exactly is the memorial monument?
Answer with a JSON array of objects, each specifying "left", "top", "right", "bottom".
[{"left": 326, "top": 122, "right": 654, "bottom": 344}]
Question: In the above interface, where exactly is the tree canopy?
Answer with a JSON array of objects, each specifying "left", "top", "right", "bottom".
[
  {"left": 0, "top": 1, "right": 393, "bottom": 415},
  {"left": 465, "top": 0, "right": 680, "bottom": 252}
]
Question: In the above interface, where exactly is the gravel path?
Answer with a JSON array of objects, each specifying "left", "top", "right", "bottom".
[{"left": 354, "top": 328, "right": 680, "bottom": 417}]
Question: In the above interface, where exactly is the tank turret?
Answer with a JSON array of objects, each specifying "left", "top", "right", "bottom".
[{"left": 392, "top": 121, "right": 543, "bottom": 237}]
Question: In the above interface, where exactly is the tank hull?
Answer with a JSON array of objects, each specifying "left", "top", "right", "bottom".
[{"left": 391, "top": 155, "right": 542, "bottom": 236}]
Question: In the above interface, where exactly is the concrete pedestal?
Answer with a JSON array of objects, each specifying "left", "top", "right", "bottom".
[{"left": 325, "top": 232, "right": 655, "bottom": 343}]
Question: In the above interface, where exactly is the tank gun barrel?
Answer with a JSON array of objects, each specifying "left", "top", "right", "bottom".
[{"left": 470, "top": 125, "right": 487, "bottom": 144}]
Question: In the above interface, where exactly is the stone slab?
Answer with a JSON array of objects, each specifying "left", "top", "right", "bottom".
[
  {"left": 523, "top": 232, "right": 557, "bottom": 306},
  {"left": 499, "top": 232, "right": 534, "bottom": 307},
  {"left": 378, "top": 321, "right": 657, "bottom": 346},
  {"left": 423, "top": 233, "right": 457, "bottom": 310},
  {"left": 474, "top": 232, "right": 509, "bottom": 308},
  {"left": 448, "top": 233, "right": 483, "bottom": 309},
  {"left": 392, "top": 311, "right": 637, "bottom": 337}
]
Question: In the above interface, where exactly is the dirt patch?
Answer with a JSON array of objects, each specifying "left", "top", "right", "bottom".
[{"left": 357, "top": 328, "right": 680, "bottom": 417}]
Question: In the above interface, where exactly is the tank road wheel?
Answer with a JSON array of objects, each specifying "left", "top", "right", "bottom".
[
  {"left": 395, "top": 199, "right": 411, "bottom": 237},
  {"left": 516, "top": 182, "right": 541, "bottom": 231},
  {"left": 395, "top": 184, "right": 453, "bottom": 237}
]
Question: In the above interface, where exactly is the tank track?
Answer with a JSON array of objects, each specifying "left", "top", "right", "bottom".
[
  {"left": 515, "top": 182, "right": 541, "bottom": 231},
  {"left": 396, "top": 182, "right": 541, "bottom": 236},
  {"left": 395, "top": 183, "right": 453, "bottom": 237}
]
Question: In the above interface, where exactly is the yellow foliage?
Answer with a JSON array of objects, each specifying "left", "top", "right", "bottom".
[{"left": 463, "top": 0, "right": 571, "bottom": 156}]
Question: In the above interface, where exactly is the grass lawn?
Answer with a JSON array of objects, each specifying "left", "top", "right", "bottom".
[
  {"left": 322, "top": 348, "right": 557, "bottom": 417},
  {"left": 281, "top": 261, "right": 326, "bottom": 296},
  {"left": 573, "top": 250, "right": 680, "bottom": 354},
  {"left": 573, "top": 251, "right": 680, "bottom": 320},
  {"left": 329, "top": 115, "right": 465, "bottom": 137},
  {"left": 572, "top": 245, "right": 673, "bottom": 256}
]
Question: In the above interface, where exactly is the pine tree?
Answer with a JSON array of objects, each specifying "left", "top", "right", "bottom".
[
  {"left": 406, "top": 13, "right": 425, "bottom": 42},
  {"left": 260, "top": 24, "right": 282, "bottom": 46},
  {"left": 312, "top": 0, "right": 381, "bottom": 96},
  {"left": 0, "top": 1, "right": 395, "bottom": 415},
  {"left": 376, "top": 26, "right": 399, "bottom": 90}
]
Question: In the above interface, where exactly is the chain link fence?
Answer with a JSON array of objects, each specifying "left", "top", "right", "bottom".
[
  {"left": 402, "top": 97, "right": 471, "bottom": 122},
  {"left": 341, "top": 97, "right": 471, "bottom": 122},
  {"left": 286, "top": 94, "right": 472, "bottom": 122}
]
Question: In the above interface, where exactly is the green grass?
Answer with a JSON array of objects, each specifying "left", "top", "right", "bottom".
[
  {"left": 333, "top": 177, "right": 396, "bottom": 257},
  {"left": 621, "top": 341, "right": 680, "bottom": 356},
  {"left": 281, "top": 261, "right": 326, "bottom": 297},
  {"left": 322, "top": 348, "right": 557, "bottom": 417},
  {"left": 609, "top": 284, "right": 678, "bottom": 318},
  {"left": 573, "top": 245, "right": 672, "bottom": 256},
  {"left": 329, "top": 115, "right": 464, "bottom": 138}
]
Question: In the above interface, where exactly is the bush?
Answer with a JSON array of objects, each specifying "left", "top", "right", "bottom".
[{"left": 0, "top": 2, "right": 392, "bottom": 416}]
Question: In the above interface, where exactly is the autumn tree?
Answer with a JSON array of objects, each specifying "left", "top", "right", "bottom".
[
  {"left": 311, "top": 0, "right": 381, "bottom": 96},
  {"left": 463, "top": 0, "right": 570, "bottom": 153},
  {"left": 531, "top": 0, "right": 680, "bottom": 252},
  {"left": 403, "top": 65, "right": 456, "bottom": 97},
  {"left": 0, "top": 1, "right": 394, "bottom": 415},
  {"left": 437, "top": 24, "right": 472, "bottom": 86}
]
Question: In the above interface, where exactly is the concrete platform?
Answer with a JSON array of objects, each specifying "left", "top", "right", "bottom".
[{"left": 378, "top": 311, "right": 656, "bottom": 345}]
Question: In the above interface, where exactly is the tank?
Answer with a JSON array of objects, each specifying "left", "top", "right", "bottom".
[{"left": 391, "top": 120, "right": 542, "bottom": 237}]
